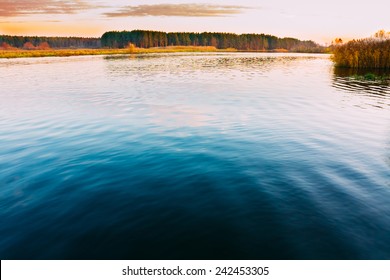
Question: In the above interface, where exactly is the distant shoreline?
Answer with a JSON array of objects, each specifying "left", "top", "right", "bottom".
[
  {"left": 0, "top": 46, "right": 226, "bottom": 59},
  {"left": 0, "top": 46, "right": 324, "bottom": 59}
]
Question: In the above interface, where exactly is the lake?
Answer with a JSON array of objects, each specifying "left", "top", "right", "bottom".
[{"left": 0, "top": 53, "right": 389, "bottom": 259}]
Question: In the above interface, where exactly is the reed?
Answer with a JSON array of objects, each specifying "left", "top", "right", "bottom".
[
  {"left": 0, "top": 46, "right": 237, "bottom": 59},
  {"left": 0, "top": 49, "right": 130, "bottom": 58},
  {"left": 128, "top": 45, "right": 221, "bottom": 53},
  {"left": 332, "top": 38, "right": 390, "bottom": 69}
]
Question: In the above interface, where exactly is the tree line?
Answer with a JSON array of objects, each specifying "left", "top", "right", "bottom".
[
  {"left": 0, "top": 35, "right": 101, "bottom": 49},
  {"left": 101, "top": 30, "right": 323, "bottom": 52},
  {"left": 0, "top": 30, "right": 323, "bottom": 52}
]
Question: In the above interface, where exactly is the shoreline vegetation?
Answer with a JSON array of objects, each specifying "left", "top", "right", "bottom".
[
  {"left": 332, "top": 30, "right": 390, "bottom": 69},
  {"left": 0, "top": 45, "right": 314, "bottom": 59},
  {"left": 0, "top": 46, "right": 238, "bottom": 59},
  {"left": 0, "top": 29, "right": 324, "bottom": 59}
]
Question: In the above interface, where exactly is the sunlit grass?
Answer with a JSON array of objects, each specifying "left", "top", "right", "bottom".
[
  {"left": 0, "top": 49, "right": 130, "bottom": 58},
  {"left": 0, "top": 46, "right": 237, "bottom": 59},
  {"left": 332, "top": 38, "right": 390, "bottom": 69},
  {"left": 135, "top": 46, "right": 225, "bottom": 53}
]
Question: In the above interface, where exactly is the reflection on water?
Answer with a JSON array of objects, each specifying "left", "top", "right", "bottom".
[
  {"left": 332, "top": 67, "right": 390, "bottom": 109},
  {"left": 0, "top": 53, "right": 390, "bottom": 259},
  {"left": 333, "top": 66, "right": 390, "bottom": 78},
  {"left": 104, "top": 53, "right": 318, "bottom": 77}
]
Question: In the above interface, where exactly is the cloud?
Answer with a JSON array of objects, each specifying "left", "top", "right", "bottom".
[
  {"left": 0, "top": 21, "right": 103, "bottom": 36},
  {"left": 104, "top": 3, "right": 249, "bottom": 18},
  {"left": 0, "top": 0, "right": 95, "bottom": 17}
]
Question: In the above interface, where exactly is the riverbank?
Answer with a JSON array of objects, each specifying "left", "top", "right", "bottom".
[
  {"left": 0, "top": 45, "right": 317, "bottom": 59},
  {"left": 0, "top": 46, "right": 237, "bottom": 59}
]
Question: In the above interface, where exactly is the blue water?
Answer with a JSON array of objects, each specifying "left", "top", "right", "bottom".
[{"left": 0, "top": 53, "right": 389, "bottom": 259}]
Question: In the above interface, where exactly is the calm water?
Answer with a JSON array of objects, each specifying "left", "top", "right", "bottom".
[{"left": 0, "top": 53, "right": 389, "bottom": 259}]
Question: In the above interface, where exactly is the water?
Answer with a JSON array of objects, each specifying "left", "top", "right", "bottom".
[{"left": 0, "top": 53, "right": 389, "bottom": 259}]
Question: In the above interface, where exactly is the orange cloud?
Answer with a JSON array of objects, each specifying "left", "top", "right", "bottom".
[
  {"left": 104, "top": 4, "right": 249, "bottom": 17},
  {"left": 0, "top": 22, "right": 103, "bottom": 37},
  {"left": 0, "top": 0, "right": 96, "bottom": 17}
]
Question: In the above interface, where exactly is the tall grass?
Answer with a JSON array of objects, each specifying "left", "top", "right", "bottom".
[
  {"left": 0, "top": 46, "right": 237, "bottom": 59},
  {"left": 332, "top": 38, "right": 390, "bottom": 69},
  {"left": 0, "top": 49, "right": 131, "bottom": 59},
  {"left": 129, "top": 45, "right": 236, "bottom": 53}
]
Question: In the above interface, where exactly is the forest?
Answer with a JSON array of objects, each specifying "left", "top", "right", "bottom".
[
  {"left": 0, "top": 30, "right": 323, "bottom": 52},
  {"left": 101, "top": 30, "right": 323, "bottom": 52},
  {"left": 0, "top": 35, "right": 101, "bottom": 49}
]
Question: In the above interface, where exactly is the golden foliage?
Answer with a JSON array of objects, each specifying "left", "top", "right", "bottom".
[
  {"left": 332, "top": 38, "right": 390, "bottom": 69},
  {"left": 128, "top": 43, "right": 136, "bottom": 54}
]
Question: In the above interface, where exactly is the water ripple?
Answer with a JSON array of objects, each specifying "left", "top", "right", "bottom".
[{"left": 0, "top": 53, "right": 389, "bottom": 259}]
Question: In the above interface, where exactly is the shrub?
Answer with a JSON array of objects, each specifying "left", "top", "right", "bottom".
[
  {"left": 23, "top": 42, "right": 36, "bottom": 50},
  {"left": 0, "top": 42, "right": 15, "bottom": 50},
  {"left": 128, "top": 43, "right": 136, "bottom": 53},
  {"left": 37, "top": 42, "right": 51, "bottom": 50}
]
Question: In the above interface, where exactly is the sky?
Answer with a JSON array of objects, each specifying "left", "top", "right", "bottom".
[{"left": 0, "top": 0, "right": 389, "bottom": 44}]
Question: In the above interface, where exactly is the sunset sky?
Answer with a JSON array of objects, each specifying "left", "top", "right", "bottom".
[{"left": 0, "top": 0, "right": 389, "bottom": 44}]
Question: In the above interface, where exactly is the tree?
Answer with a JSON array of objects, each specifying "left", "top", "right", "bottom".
[
  {"left": 374, "top": 29, "right": 390, "bottom": 40},
  {"left": 0, "top": 42, "right": 14, "bottom": 50},
  {"left": 23, "top": 42, "right": 35, "bottom": 50},
  {"left": 37, "top": 42, "right": 50, "bottom": 50},
  {"left": 128, "top": 43, "right": 136, "bottom": 53}
]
